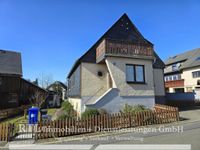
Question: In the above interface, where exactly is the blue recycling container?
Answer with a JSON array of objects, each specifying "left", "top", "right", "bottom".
[{"left": 28, "top": 107, "right": 39, "bottom": 124}]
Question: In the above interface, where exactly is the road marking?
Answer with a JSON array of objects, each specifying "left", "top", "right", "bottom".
[
  {"left": 8, "top": 144, "right": 93, "bottom": 150},
  {"left": 96, "top": 144, "right": 191, "bottom": 150},
  {"left": 8, "top": 144, "right": 191, "bottom": 150}
]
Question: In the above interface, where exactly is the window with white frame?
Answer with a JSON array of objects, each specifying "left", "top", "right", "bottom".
[
  {"left": 192, "top": 71, "right": 200, "bottom": 78},
  {"left": 165, "top": 74, "right": 181, "bottom": 81}
]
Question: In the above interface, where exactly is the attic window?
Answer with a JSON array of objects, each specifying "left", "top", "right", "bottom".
[{"left": 172, "top": 64, "right": 179, "bottom": 71}]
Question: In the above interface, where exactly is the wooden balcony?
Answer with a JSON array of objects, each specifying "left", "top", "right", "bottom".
[
  {"left": 165, "top": 79, "right": 185, "bottom": 88},
  {"left": 96, "top": 39, "right": 154, "bottom": 63}
]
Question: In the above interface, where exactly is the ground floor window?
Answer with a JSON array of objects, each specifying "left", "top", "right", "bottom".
[
  {"left": 174, "top": 88, "right": 184, "bottom": 93},
  {"left": 126, "top": 64, "right": 145, "bottom": 83}
]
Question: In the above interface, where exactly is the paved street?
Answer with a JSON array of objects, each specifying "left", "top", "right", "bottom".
[
  {"left": 53, "top": 121, "right": 199, "bottom": 149},
  {"left": 179, "top": 106, "right": 200, "bottom": 122}
]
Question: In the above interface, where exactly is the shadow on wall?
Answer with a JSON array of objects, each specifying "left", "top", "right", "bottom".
[{"left": 87, "top": 88, "right": 120, "bottom": 109}]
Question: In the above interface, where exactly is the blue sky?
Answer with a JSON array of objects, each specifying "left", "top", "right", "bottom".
[{"left": 0, "top": 0, "right": 200, "bottom": 83}]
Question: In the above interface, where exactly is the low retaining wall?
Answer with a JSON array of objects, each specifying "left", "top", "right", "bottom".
[
  {"left": 166, "top": 93, "right": 195, "bottom": 101},
  {"left": 166, "top": 93, "right": 200, "bottom": 107}
]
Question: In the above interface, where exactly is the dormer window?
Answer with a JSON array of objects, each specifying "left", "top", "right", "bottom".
[{"left": 172, "top": 63, "right": 180, "bottom": 71}]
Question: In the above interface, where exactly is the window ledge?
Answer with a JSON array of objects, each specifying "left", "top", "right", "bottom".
[{"left": 127, "top": 81, "right": 146, "bottom": 85}]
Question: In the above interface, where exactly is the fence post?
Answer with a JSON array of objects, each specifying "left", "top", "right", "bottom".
[
  {"left": 128, "top": 113, "right": 132, "bottom": 127},
  {"left": 176, "top": 108, "right": 180, "bottom": 121},
  {"left": 35, "top": 124, "right": 38, "bottom": 141}
]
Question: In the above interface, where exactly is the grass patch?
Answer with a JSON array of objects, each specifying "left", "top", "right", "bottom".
[
  {"left": 47, "top": 108, "right": 57, "bottom": 116},
  {"left": 0, "top": 108, "right": 58, "bottom": 125},
  {"left": 0, "top": 115, "right": 27, "bottom": 125}
]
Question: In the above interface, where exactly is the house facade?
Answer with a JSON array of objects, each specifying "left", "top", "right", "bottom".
[
  {"left": 47, "top": 81, "right": 68, "bottom": 101},
  {"left": 164, "top": 48, "right": 200, "bottom": 94},
  {"left": 67, "top": 14, "right": 165, "bottom": 115}
]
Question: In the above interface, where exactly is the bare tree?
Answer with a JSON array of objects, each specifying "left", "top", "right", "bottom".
[
  {"left": 33, "top": 89, "right": 48, "bottom": 107},
  {"left": 38, "top": 73, "right": 54, "bottom": 89}
]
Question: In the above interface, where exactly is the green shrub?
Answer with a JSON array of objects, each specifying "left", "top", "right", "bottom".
[
  {"left": 58, "top": 101, "right": 76, "bottom": 119},
  {"left": 62, "top": 101, "right": 73, "bottom": 110},
  {"left": 121, "top": 104, "right": 149, "bottom": 114},
  {"left": 98, "top": 108, "right": 108, "bottom": 115},
  {"left": 81, "top": 108, "right": 99, "bottom": 119}
]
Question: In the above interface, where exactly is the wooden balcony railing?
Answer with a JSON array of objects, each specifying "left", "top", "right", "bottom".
[
  {"left": 96, "top": 39, "right": 154, "bottom": 63},
  {"left": 165, "top": 79, "right": 185, "bottom": 88}
]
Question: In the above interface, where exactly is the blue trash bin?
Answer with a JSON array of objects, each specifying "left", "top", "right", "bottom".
[{"left": 28, "top": 107, "right": 39, "bottom": 124}]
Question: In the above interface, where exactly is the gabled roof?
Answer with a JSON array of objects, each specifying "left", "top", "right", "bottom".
[
  {"left": 21, "top": 78, "right": 48, "bottom": 92},
  {"left": 67, "top": 13, "right": 164, "bottom": 78},
  {"left": 165, "top": 48, "right": 200, "bottom": 70},
  {"left": 0, "top": 49, "right": 22, "bottom": 76},
  {"left": 47, "top": 81, "right": 68, "bottom": 90}
]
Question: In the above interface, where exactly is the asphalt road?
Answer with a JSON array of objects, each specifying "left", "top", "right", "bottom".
[{"left": 57, "top": 121, "right": 200, "bottom": 150}]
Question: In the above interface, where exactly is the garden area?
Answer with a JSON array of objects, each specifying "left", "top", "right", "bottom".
[
  {"left": 0, "top": 101, "right": 179, "bottom": 142},
  {"left": 34, "top": 102, "right": 179, "bottom": 140}
]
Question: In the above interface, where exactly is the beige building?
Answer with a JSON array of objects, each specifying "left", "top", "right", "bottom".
[
  {"left": 67, "top": 14, "right": 165, "bottom": 115},
  {"left": 165, "top": 48, "right": 200, "bottom": 94}
]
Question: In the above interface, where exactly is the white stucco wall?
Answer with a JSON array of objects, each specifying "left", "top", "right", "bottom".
[
  {"left": 86, "top": 88, "right": 155, "bottom": 113},
  {"left": 153, "top": 68, "right": 165, "bottom": 96},
  {"left": 182, "top": 66, "right": 200, "bottom": 90},
  {"left": 68, "top": 97, "right": 82, "bottom": 116},
  {"left": 105, "top": 57, "right": 155, "bottom": 97},
  {"left": 81, "top": 62, "right": 109, "bottom": 103},
  {"left": 72, "top": 57, "right": 162, "bottom": 113}
]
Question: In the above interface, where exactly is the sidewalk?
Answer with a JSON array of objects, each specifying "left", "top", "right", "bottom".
[{"left": 179, "top": 106, "right": 200, "bottom": 122}]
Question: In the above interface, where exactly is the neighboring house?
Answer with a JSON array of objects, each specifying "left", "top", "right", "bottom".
[
  {"left": 0, "top": 49, "right": 48, "bottom": 110},
  {"left": 46, "top": 81, "right": 68, "bottom": 108},
  {"left": 164, "top": 48, "right": 200, "bottom": 94},
  {"left": 67, "top": 14, "right": 165, "bottom": 115},
  {"left": 45, "top": 91, "right": 61, "bottom": 108},
  {"left": 47, "top": 81, "right": 68, "bottom": 100}
]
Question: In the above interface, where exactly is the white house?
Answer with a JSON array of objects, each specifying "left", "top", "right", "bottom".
[
  {"left": 67, "top": 14, "right": 165, "bottom": 115},
  {"left": 165, "top": 48, "right": 200, "bottom": 94}
]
